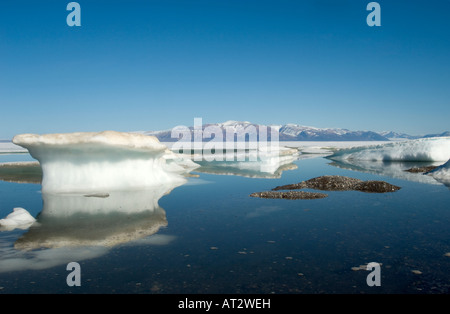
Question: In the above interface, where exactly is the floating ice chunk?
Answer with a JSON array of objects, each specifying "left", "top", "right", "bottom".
[
  {"left": 0, "top": 208, "right": 36, "bottom": 231},
  {"left": 427, "top": 159, "right": 450, "bottom": 187},
  {"left": 328, "top": 137, "right": 450, "bottom": 162},
  {"left": 12, "top": 131, "right": 199, "bottom": 193},
  {"left": 194, "top": 146, "right": 299, "bottom": 178}
]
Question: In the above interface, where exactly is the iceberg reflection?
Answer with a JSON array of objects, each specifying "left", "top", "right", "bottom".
[
  {"left": 193, "top": 147, "right": 300, "bottom": 178},
  {"left": 15, "top": 185, "right": 178, "bottom": 250},
  {"left": 0, "top": 184, "right": 179, "bottom": 272},
  {"left": 0, "top": 161, "right": 42, "bottom": 184},
  {"left": 328, "top": 159, "right": 444, "bottom": 185}
]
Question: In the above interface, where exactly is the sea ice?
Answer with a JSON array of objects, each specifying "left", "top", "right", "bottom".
[
  {"left": 12, "top": 131, "right": 199, "bottom": 193},
  {"left": 0, "top": 208, "right": 36, "bottom": 231},
  {"left": 193, "top": 146, "right": 299, "bottom": 178},
  {"left": 427, "top": 159, "right": 450, "bottom": 187},
  {"left": 328, "top": 137, "right": 450, "bottom": 162},
  {"left": 0, "top": 141, "right": 27, "bottom": 153},
  {"left": 329, "top": 159, "right": 443, "bottom": 185}
]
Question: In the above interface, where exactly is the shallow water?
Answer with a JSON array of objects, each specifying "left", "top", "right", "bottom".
[{"left": 0, "top": 154, "right": 449, "bottom": 294}]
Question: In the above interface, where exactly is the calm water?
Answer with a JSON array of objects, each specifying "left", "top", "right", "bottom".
[{"left": 0, "top": 153, "right": 449, "bottom": 294}]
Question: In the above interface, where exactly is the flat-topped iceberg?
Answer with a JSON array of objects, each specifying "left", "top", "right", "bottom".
[{"left": 12, "top": 131, "right": 199, "bottom": 193}]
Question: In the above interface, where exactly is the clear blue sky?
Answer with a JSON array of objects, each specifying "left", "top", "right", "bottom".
[{"left": 1, "top": 0, "right": 449, "bottom": 139}]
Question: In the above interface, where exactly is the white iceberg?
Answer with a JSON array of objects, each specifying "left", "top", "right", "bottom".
[
  {"left": 427, "top": 159, "right": 450, "bottom": 187},
  {"left": 0, "top": 207, "right": 36, "bottom": 231},
  {"left": 193, "top": 146, "right": 299, "bottom": 178},
  {"left": 328, "top": 137, "right": 450, "bottom": 162},
  {"left": 12, "top": 131, "right": 199, "bottom": 193}
]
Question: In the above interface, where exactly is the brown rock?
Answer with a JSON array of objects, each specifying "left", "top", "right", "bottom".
[
  {"left": 271, "top": 175, "right": 400, "bottom": 194},
  {"left": 250, "top": 191, "right": 328, "bottom": 200},
  {"left": 354, "top": 180, "right": 401, "bottom": 193}
]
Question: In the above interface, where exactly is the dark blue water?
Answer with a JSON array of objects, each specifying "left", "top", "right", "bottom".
[{"left": 0, "top": 155, "right": 449, "bottom": 294}]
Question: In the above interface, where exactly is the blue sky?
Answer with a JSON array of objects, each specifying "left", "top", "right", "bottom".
[{"left": 1, "top": 0, "right": 449, "bottom": 139}]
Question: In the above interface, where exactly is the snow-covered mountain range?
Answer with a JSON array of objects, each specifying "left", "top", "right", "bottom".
[{"left": 143, "top": 121, "right": 449, "bottom": 142}]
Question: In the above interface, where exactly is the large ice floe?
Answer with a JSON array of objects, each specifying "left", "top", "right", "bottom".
[
  {"left": 427, "top": 159, "right": 450, "bottom": 187},
  {"left": 192, "top": 146, "right": 300, "bottom": 178},
  {"left": 328, "top": 137, "right": 450, "bottom": 186},
  {"left": 12, "top": 131, "right": 199, "bottom": 193},
  {"left": 328, "top": 137, "right": 450, "bottom": 162}
]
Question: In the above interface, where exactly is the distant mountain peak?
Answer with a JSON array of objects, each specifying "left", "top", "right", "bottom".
[{"left": 143, "top": 121, "right": 449, "bottom": 142}]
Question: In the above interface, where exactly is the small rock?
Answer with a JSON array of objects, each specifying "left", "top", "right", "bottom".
[
  {"left": 404, "top": 166, "right": 437, "bottom": 173},
  {"left": 354, "top": 180, "right": 401, "bottom": 193},
  {"left": 250, "top": 191, "right": 328, "bottom": 200}
]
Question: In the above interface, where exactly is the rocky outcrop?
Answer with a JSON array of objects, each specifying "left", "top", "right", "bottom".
[
  {"left": 272, "top": 175, "right": 400, "bottom": 193},
  {"left": 250, "top": 191, "right": 328, "bottom": 200},
  {"left": 272, "top": 175, "right": 363, "bottom": 191},
  {"left": 352, "top": 180, "right": 401, "bottom": 193},
  {"left": 250, "top": 175, "right": 401, "bottom": 200}
]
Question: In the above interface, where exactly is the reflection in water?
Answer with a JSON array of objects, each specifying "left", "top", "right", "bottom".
[
  {"left": 194, "top": 149, "right": 300, "bottom": 178},
  {"left": 195, "top": 160, "right": 298, "bottom": 178},
  {"left": 0, "top": 244, "right": 109, "bottom": 273},
  {"left": 0, "top": 162, "right": 42, "bottom": 184},
  {"left": 16, "top": 185, "right": 177, "bottom": 250},
  {"left": 328, "top": 159, "right": 444, "bottom": 185},
  {"left": 0, "top": 183, "right": 180, "bottom": 272}
]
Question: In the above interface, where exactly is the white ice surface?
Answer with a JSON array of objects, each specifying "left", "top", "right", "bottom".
[
  {"left": 328, "top": 137, "right": 450, "bottom": 162},
  {"left": 190, "top": 146, "right": 299, "bottom": 178},
  {"left": 12, "top": 131, "right": 199, "bottom": 193},
  {"left": 428, "top": 159, "right": 450, "bottom": 186},
  {"left": 0, "top": 208, "right": 36, "bottom": 231},
  {"left": 0, "top": 141, "right": 27, "bottom": 153}
]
